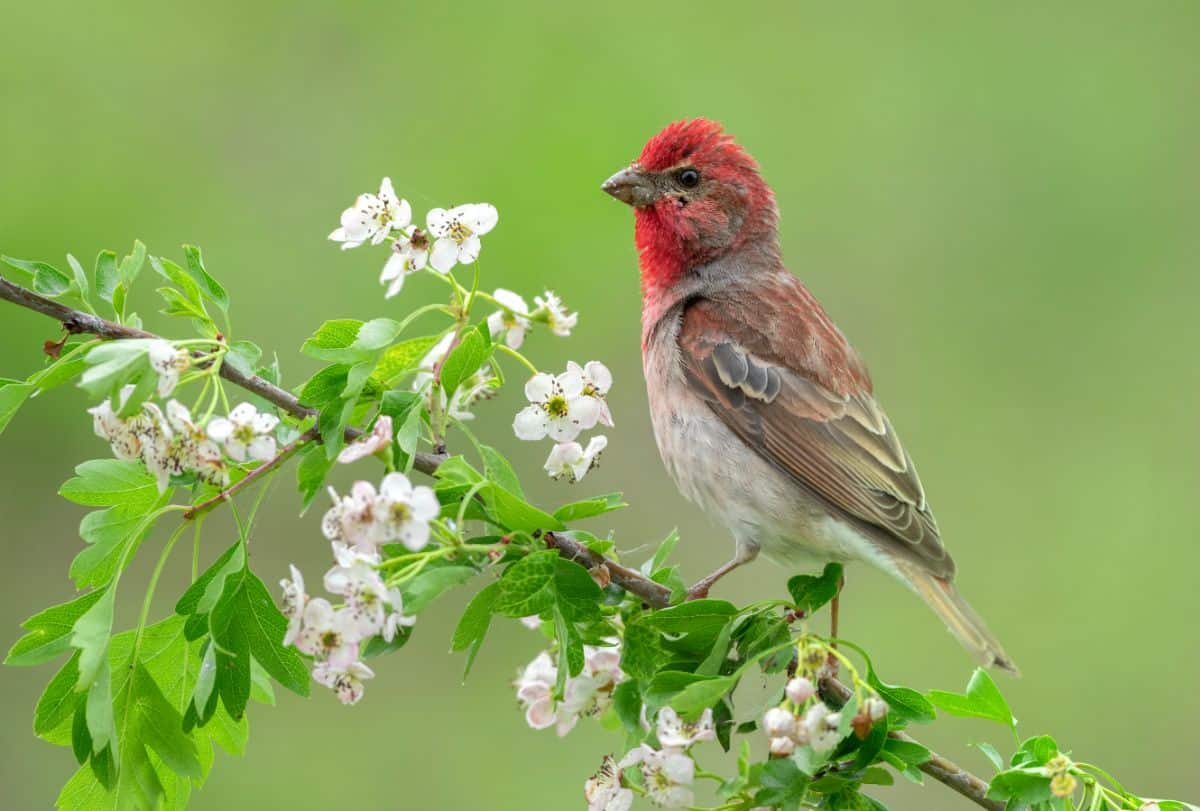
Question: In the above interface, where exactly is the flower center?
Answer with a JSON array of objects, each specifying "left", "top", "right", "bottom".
[
  {"left": 234, "top": 424, "right": 256, "bottom": 443},
  {"left": 544, "top": 395, "right": 569, "bottom": 419},
  {"left": 321, "top": 630, "right": 342, "bottom": 650},
  {"left": 447, "top": 220, "right": 473, "bottom": 243},
  {"left": 390, "top": 502, "right": 412, "bottom": 524}
]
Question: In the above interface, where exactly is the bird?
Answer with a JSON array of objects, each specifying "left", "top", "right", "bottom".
[{"left": 601, "top": 118, "right": 1017, "bottom": 673}]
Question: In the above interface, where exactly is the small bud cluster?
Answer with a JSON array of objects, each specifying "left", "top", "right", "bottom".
[
  {"left": 1046, "top": 753, "right": 1079, "bottom": 799},
  {"left": 89, "top": 383, "right": 279, "bottom": 492},
  {"left": 761, "top": 674, "right": 888, "bottom": 758},
  {"left": 513, "top": 361, "right": 613, "bottom": 483},
  {"left": 279, "top": 471, "right": 436, "bottom": 704}
]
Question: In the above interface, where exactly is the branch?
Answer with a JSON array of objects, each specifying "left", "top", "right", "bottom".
[
  {"left": 0, "top": 275, "right": 999, "bottom": 810},
  {"left": 182, "top": 426, "right": 318, "bottom": 520},
  {"left": 0, "top": 276, "right": 445, "bottom": 476}
]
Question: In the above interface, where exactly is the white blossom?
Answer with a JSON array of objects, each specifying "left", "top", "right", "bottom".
[
  {"left": 763, "top": 707, "right": 798, "bottom": 740},
  {"left": 207, "top": 402, "right": 279, "bottom": 462},
  {"left": 515, "top": 644, "right": 623, "bottom": 738},
  {"left": 544, "top": 435, "right": 607, "bottom": 483},
  {"left": 323, "top": 554, "right": 392, "bottom": 640},
  {"left": 802, "top": 702, "right": 842, "bottom": 753},
  {"left": 426, "top": 203, "right": 498, "bottom": 273},
  {"left": 513, "top": 369, "right": 601, "bottom": 442},
  {"left": 165, "top": 400, "right": 229, "bottom": 487},
  {"left": 381, "top": 588, "right": 417, "bottom": 642},
  {"left": 618, "top": 745, "right": 695, "bottom": 808},
  {"left": 486, "top": 288, "right": 531, "bottom": 349},
  {"left": 769, "top": 736, "right": 796, "bottom": 757},
  {"left": 328, "top": 177, "right": 411, "bottom": 250},
  {"left": 337, "top": 416, "right": 392, "bottom": 464},
  {"left": 656, "top": 707, "right": 715, "bottom": 749},
  {"left": 864, "top": 696, "right": 888, "bottom": 721},
  {"left": 279, "top": 565, "right": 307, "bottom": 646},
  {"left": 147, "top": 340, "right": 189, "bottom": 398},
  {"left": 534, "top": 290, "right": 577, "bottom": 337},
  {"left": 292, "top": 598, "right": 360, "bottom": 670},
  {"left": 569, "top": 360, "right": 614, "bottom": 427},
  {"left": 515, "top": 651, "right": 567, "bottom": 734},
  {"left": 379, "top": 227, "right": 430, "bottom": 298},
  {"left": 786, "top": 676, "right": 815, "bottom": 705},
  {"left": 320, "top": 474, "right": 439, "bottom": 554},
  {"left": 313, "top": 659, "right": 375, "bottom": 706},
  {"left": 321, "top": 482, "right": 382, "bottom": 552},
  {"left": 585, "top": 755, "right": 633, "bottom": 811}
]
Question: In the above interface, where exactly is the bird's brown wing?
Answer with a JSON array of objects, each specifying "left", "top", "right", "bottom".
[{"left": 677, "top": 294, "right": 953, "bottom": 577}]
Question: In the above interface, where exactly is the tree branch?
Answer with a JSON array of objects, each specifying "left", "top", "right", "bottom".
[
  {"left": 0, "top": 276, "right": 445, "bottom": 475},
  {"left": 0, "top": 275, "right": 999, "bottom": 810}
]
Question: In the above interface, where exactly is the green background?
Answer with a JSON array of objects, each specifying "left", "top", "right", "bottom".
[{"left": 2, "top": 1, "right": 1197, "bottom": 808}]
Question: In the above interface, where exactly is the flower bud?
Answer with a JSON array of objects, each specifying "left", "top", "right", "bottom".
[
  {"left": 1050, "top": 773, "right": 1077, "bottom": 798},
  {"left": 762, "top": 707, "right": 797, "bottom": 739},
  {"left": 785, "top": 677, "right": 815, "bottom": 705},
  {"left": 769, "top": 736, "right": 796, "bottom": 757},
  {"left": 864, "top": 696, "right": 888, "bottom": 721}
]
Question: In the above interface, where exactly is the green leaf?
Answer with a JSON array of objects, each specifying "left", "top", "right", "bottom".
[
  {"left": 72, "top": 500, "right": 162, "bottom": 590},
  {"left": 670, "top": 675, "right": 736, "bottom": 717},
  {"left": 174, "top": 541, "right": 245, "bottom": 616},
  {"left": 481, "top": 444, "right": 524, "bottom": 499},
  {"left": 927, "top": 668, "right": 1015, "bottom": 727},
  {"left": 438, "top": 324, "right": 493, "bottom": 397},
  {"left": 35, "top": 652, "right": 84, "bottom": 741},
  {"left": 181, "top": 244, "right": 230, "bottom": 312},
  {"left": 209, "top": 565, "right": 310, "bottom": 719},
  {"left": 67, "top": 253, "right": 91, "bottom": 303},
  {"left": 754, "top": 756, "right": 811, "bottom": 811},
  {"left": 0, "top": 379, "right": 35, "bottom": 435},
  {"left": 645, "top": 599, "right": 738, "bottom": 656},
  {"left": 6, "top": 589, "right": 106, "bottom": 666},
  {"left": 302, "top": 318, "right": 401, "bottom": 364},
  {"left": 696, "top": 618, "right": 735, "bottom": 676},
  {"left": 553, "top": 558, "right": 602, "bottom": 621},
  {"left": 158, "top": 285, "right": 210, "bottom": 322},
  {"left": 224, "top": 340, "right": 262, "bottom": 377},
  {"left": 117, "top": 240, "right": 147, "bottom": 287},
  {"left": 648, "top": 529, "right": 680, "bottom": 574},
  {"left": 401, "top": 566, "right": 477, "bottom": 614},
  {"left": 76, "top": 342, "right": 155, "bottom": 403},
  {"left": 296, "top": 443, "right": 335, "bottom": 513},
  {"left": 450, "top": 582, "right": 498, "bottom": 680},
  {"left": 375, "top": 335, "right": 441, "bottom": 385},
  {"left": 787, "top": 562, "right": 843, "bottom": 614},
  {"left": 986, "top": 769, "right": 1053, "bottom": 807},
  {"left": 866, "top": 669, "right": 935, "bottom": 726},
  {"left": 1010, "top": 734, "right": 1059, "bottom": 768},
  {"left": 612, "top": 680, "right": 642, "bottom": 735},
  {"left": 94, "top": 250, "right": 119, "bottom": 304},
  {"left": 620, "top": 617, "right": 667, "bottom": 681},
  {"left": 3, "top": 255, "right": 73, "bottom": 296},
  {"left": 484, "top": 483, "right": 564, "bottom": 533},
  {"left": 69, "top": 586, "right": 115, "bottom": 691},
  {"left": 85, "top": 660, "right": 115, "bottom": 754},
  {"left": 298, "top": 364, "right": 350, "bottom": 410},
  {"left": 553, "top": 492, "right": 627, "bottom": 523},
  {"left": 60, "top": 459, "right": 159, "bottom": 510},
  {"left": 493, "top": 550, "right": 558, "bottom": 617}
]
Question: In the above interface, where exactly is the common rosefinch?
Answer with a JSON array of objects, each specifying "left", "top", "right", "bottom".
[{"left": 603, "top": 118, "right": 1016, "bottom": 672}]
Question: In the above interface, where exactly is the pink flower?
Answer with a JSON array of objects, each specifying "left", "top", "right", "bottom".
[{"left": 337, "top": 416, "right": 393, "bottom": 464}]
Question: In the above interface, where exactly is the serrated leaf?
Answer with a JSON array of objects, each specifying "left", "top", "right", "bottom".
[
  {"left": 645, "top": 599, "right": 737, "bottom": 656},
  {"left": 481, "top": 444, "right": 523, "bottom": 499},
  {"left": 302, "top": 318, "right": 401, "bottom": 364},
  {"left": 69, "top": 586, "right": 115, "bottom": 691},
  {"left": 95, "top": 250, "right": 119, "bottom": 304},
  {"left": 117, "top": 241, "right": 147, "bottom": 287},
  {"left": 787, "top": 562, "right": 843, "bottom": 614},
  {"left": 35, "top": 652, "right": 84, "bottom": 741},
  {"left": 494, "top": 550, "right": 558, "bottom": 617},
  {"left": 181, "top": 245, "right": 230, "bottom": 312},
  {"left": 451, "top": 582, "right": 498, "bottom": 680},
  {"left": 375, "top": 335, "right": 440, "bottom": 385},
  {"left": 484, "top": 483, "right": 563, "bottom": 533},
  {"left": 6, "top": 589, "right": 106, "bottom": 666},
  {"left": 553, "top": 557, "right": 602, "bottom": 621},
  {"left": 60, "top": 459, "right": 159, "bottom": 510},
  {"left": 620, "top": 617, "right": 667, "bottom": 681},
  {"left": 174, "top": 541, "right": 245, "bottom": 616}
]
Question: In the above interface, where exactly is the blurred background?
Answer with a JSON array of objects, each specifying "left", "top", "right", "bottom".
[{"left": 2, "top": 1, "right": 1197, "bottom": 807}]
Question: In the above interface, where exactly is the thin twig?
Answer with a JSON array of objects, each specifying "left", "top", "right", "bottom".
[
  {"left": 0, "top": 274, "right": 999, "bottom": 811},
  {"left": 183, "top": 426, "right": 318, "bottom": 520},
  {"left": 0, "top": 276, "right": 446, "bottom": 475}
]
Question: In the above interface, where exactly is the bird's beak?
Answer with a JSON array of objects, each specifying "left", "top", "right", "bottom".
[{"left": 602, "top": 166, "right": 657, "bottom": 207}]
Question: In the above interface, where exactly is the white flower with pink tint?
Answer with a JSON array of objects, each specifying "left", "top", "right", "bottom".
[
  {"left": 279, "top": 565, "right": 308, "bottom": 646},
  {"left": 656, "top": 707, "right": 715, "bottom": 750},
  {"left": 323, "top": 551, "right": 391, "bottom": 640},
  {"left": 313, "top": 659, "right": 375, "bottom": 706},
  {"left": 515, "top": 652, "right": 567, "bottom": 733},
  {"left": 544, "top": 435, "right": 607, "bottom": 483},
  {"left": 292, "top": 598, "right": 360, "bottom": 669},
  {"left": 207, "top": 402, "right": 278, "bottom": 462},
  {"left": 568, "top": 360, "right": 614, "bottom": 427},
  {"left": 147, "top": 339, "right": 189, "bottom": 397},
  {"left": 376, "top": 472, "right": 440, "bottom": 551},
  {"left": 585, "top": 755, "right": 633, "bottom": 811},
  {"left": 618, "top": 745, "right": 695, "bottom": 808},
  {"left": 337, "top": 416, "right": 393, "bottom": 465}
]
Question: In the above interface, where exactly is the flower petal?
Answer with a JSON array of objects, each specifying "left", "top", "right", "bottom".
[
  {"left": 429, "top": 238, "right": 459, "bottom": 273},
  {"left": 456, "top": 234, "right": 482, "bottom": 264},
  {"left": 524, "top": 373, "right": 556, "bottom": 403},
  {"left": 467, "top": 203, "right": 499, "bottom": 235},
  {"left": 513, "top": 406, "right": 549, "bottom": 441}
]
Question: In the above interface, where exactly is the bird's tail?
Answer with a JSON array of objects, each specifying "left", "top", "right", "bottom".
[{"left": 895, "top": 562, "right": 1020, "bottom": 675}]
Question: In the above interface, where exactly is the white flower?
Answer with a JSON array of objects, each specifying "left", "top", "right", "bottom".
[
  {"left": 87, "top": 387, "right": 143, "bottom": 461},
  {"left": 426, "top": 203, "right": 498, "bottom": 273},
  {"left": 323, "top": 555, "right": 391, "bottom": 640},
  {"left": 207, "top": 402, "right": 279, "bottom": 462},
  {"left": 280, "top": 565, "right": 307, "bottom": 646},
  {"left": 379, "top": 227, "right": 430, "bottom": 298},
  {"left": 381, "top": 588, "right": 417, "bottom": 642},
  {"left": 569, "top": 360, "right": 614, "bottom": 427},
  {"left": 513, "top": 370, "right": 601, "bottom": 442},
  {"left": 486, "top": 288, "right": 531, "bottom": 349},
  {"left": 376, "top": 472, "right": 440, "bottom": 551},
  {"left": 147, "top": 340, "right": 189, "bottom": 397},
  {"left": 165, "top": 400, "right": 229, "bottom": 487},
  {"left": 515, "top": 652, "right": 567, "bottom": 733},
  {"left": 534, "top": 290, "right": 577, "bottom": 337},
  {"left": 337, "top": 416, "right": 392, "bottom": 464},
  {"left": 618, "top": 745, "right": 695, "bottom": 808},
  {"left": 786, "top": 676, "right": 815, "bottom": 705},
  {"left": 656, "top": 707, "right": 715, "bottom": 749},
  {"left": 544, "top": 435, "right": 608, "bottom": 483},
  {"left": 762, "top": 707, "right": 797, "bottom": 740},
  {"left": 313, "top": 659, "right": 375, "bottom": 705},
  {"left": 328, "top": 177, "right": 411, "bottom": 249},
  {"left": 322, "top": 482, "right": 382, "bottom": 553},
  {"left": 292, "top": 598, "right": 359, "bottom": 670},
  {"left": 519, "top": 615, "right": 543, "bottom": 630},
  {"left": 769, "top": 736, "right": 796, "bottom": 757},
  {"left": 136, "top": 402, "right": 182, "bottom": 493},
  {"left": 585, "top": 755, "right": 634, "bottom": 811},
  {"left": 802, "top": 702, "right": 842, "bottom": 753}
]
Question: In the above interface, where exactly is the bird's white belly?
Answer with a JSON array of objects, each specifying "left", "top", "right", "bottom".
[{"left": 645, "top": 355, "right": 880, "bottom": 569}]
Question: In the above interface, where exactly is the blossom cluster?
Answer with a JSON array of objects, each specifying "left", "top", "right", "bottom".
[
  {"left": 761, "top": 675, "right": 887, "bottom": 758},
  {"left": 89, "top": 383, "right": 278, "bottom": 492},
  {"left": 279, "top": 471, "right": 437, "bottom": 703},
  {"left": 513, "top": 360, "right": 613, "bottom": 483},
  {"left": 515, "top": 642, "right": 624, "bottom": 737}
]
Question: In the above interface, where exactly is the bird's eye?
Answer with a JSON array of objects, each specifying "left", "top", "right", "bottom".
[{"left": 677, "top": 168, "right": 701, "bottom": 188}]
